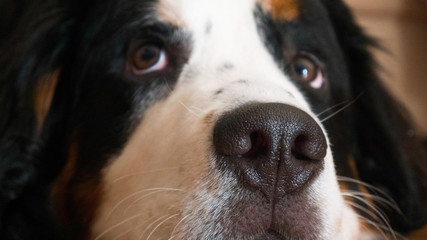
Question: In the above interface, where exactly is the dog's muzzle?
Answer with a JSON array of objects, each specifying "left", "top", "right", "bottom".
[{"left": 213, "top": 102, "right": 327, "bottom": 199}]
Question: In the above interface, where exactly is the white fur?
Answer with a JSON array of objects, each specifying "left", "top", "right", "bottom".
[{"left": 91, "top": 0, "right": 362, "bottom": 239}]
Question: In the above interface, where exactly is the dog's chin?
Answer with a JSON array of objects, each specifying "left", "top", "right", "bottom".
[
  {"left": 255, "top": 230, "right": 287, "bottom": 240},
  {"left": 173, "top": 161, "right": 362, "bottom": 240},
  {"left": 229, "top": 226, "right": 313, "bottom": 240},
  {"left": 177, "top": 221, "right": 318, "bottom": 240},
  {"left": 177, "top": 208, "right": 358, "bottom": 240},
  {"left": 176, "top": 186, "right": 328, "bottom": 240},
  {"left": 227, "top": 229, "right": 290, "bottom": 240}
]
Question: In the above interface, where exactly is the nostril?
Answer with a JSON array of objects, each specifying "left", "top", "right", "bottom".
[
  {"left": 292, "top": 135, "right": 312, "bottom": 161},
  {"left": 241, "top": 131, "right": 267, "bottom": 158},
  {"left": 291, "top": 134, "right": 326, "bottom": 162}
]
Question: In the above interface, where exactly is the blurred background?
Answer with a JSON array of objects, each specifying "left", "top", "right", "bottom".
[
  {"left": 344, "top": 0, "right": 427, "bottom": 137},
  {"left": 343, "top": 2, "right": 427, "bottom": 237}
]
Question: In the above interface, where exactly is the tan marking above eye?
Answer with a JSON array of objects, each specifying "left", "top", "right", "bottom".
[
  {"left": 258, "top": 0, "right": 300, "bottom": 21},
  {"left": 156, "top": 0, "right": 188, "bottom": 28},
  {"left": 34, "top": 69, "right": 60, "bottom": 131}
]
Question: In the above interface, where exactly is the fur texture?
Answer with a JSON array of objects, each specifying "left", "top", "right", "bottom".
[{"left": 0, "top": 0, "right": 426, "bottom": 239}]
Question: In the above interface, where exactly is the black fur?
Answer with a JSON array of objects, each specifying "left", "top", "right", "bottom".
[
  {"left": 320, "top": 0, "right": 427, "bottom": 232},
  {"left": 0, "top": 0, "right": 426, "bottom": 239},
  {"left": 0, "top": 0, "right": 71, "bottom": 239},
  {"left": 0, "top": 0, "right": 189, "bottom": 238}
]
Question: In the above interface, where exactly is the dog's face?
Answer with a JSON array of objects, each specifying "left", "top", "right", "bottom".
[
  {"left": 1, "top": 0, "right": 426, "bottom": 239},
  {"left": 62, "top": 0, "right": 358, "bottom": 239}
]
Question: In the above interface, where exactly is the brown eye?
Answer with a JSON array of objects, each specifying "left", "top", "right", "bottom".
[
  {"left": 132, "top": 44, "right": 167, "bottom": 74},
  {"left": 292, "top": 56, "right": 324, "bottom": 89}
]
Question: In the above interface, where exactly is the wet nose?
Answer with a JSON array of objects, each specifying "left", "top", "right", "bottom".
[{"left": 213, "top": 103, "right": 327, "bottom": 197}]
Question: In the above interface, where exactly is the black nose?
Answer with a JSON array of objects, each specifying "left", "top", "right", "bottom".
[{"left": 213, "top": 103, "right": 327, "bottom": 197}]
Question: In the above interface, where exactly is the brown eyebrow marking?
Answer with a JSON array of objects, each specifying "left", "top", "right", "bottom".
[
  {"left": 258, "top": 0, "right": 300, "bottom": 21},
  {"left": 156, "top": 0, "right": 187, "bottom": 28},
  {"left": 34, "top": 69, "right": 60, "bottom": 131}
]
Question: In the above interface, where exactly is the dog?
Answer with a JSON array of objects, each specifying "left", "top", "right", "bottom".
[{"left": 0, "top": 0, "right": 426, "bottom": 239}]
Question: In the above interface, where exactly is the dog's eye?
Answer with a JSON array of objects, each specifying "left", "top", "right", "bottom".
[
  {"left": 292, "top": 56, "right": 324, "bottom": 89},
  {"left": 132, "top": 44, "right": 167, "bottom": 74}
]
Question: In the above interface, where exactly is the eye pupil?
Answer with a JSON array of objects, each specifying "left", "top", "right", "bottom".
[
  {"left": 294, "top": 63, "right": 309, "bottom": 79},
  {"left": 140, "top": 46, "right": 158, "bottom": 61},
  {"left": 133, "top": 44, "right": 161, "bottom": 70},
  {"left": 292, "top": 57, "right": 318, "bottom": 83}
]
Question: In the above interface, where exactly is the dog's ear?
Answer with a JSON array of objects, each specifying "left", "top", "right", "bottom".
[
  {"left": 322, "top": 0, "right": 427, "bottom": 233},
  {"left": 0, "top": 0, "right": 74, "bottom": 238}
]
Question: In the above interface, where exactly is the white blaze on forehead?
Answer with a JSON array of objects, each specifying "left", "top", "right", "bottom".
[
  {"left": 157, "top": 0, "right": 262, "bottom": 61},
  {"left": 156, "top": 0, "right": 310, "bottom": 110}
]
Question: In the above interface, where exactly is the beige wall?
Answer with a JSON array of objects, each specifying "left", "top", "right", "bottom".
[{"left": 344, "top": 0, "right": 427, "bottom": 136}]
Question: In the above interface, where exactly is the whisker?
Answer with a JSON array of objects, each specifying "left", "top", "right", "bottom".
[
  {"left": 355, "top": 214, "right": 388, "bottom": 240},
  {"left": 316, "top": 101, "right": 350, "bottom": 117},
  {"left": 337, "top": 176, "right": 397, "bottom": 206},
  {"left": 351, "top": 200, "right": 402, "bottom": 240},
  {"left": 138, "top": 215, "right": 170, "bottom": 240},
  {"left": 356, "top": 212, "right": 404, "bottom": 240},
  {"left": 342, "top": 191, "right": 401, "bottom": 214},
  {"left": 178, "top": 100, "right": 204, "bottom": 118},
  {"left": 163, "top": 77, "right": 205, "bottom": 118},
  {"left": 345, "top": 199, "right": 384, "bottom": 228},
  {"left": 112, "top": 230, "right": 129, "bottom": 240},
  {"left": 112, "top": 167, "right": 184, "bottom": 183},
  {"left": 168, "top": 214, "right": 190, "bottom": 240},
  {"left": 123, "top": 189, "right": 185, "bottom": 215},
  {"left": 189, "top": 105, "right": 209, "bottom": 114},
  {"left": 94, "top": 213, "right": 146, "bottom": 240},
  {"left": 357, "top": 217, "right": 372, "bottom": 236},
  {"left": 146, "top": 214, "right": 179, "bottom": 240},
  {"left": 112, "top": 229, "right": 131, "bottom": 240},
  {"left": 320, "top": 93, "right": 364, "bottom": 123},
  {"left": 107, "top": 188, "right": 184, "bottom": 220},
  {"left": 112, "top": 215, "right": 157, "bottom": 240},
  {"left": 113, "top": 162, "right": 202, "bottom": 184},
  {"left": 343, "top": 195, "right": 396, "bottom": 240},
  {"left": 343, "top": 193, "right": 394, "bottom": 237}
]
